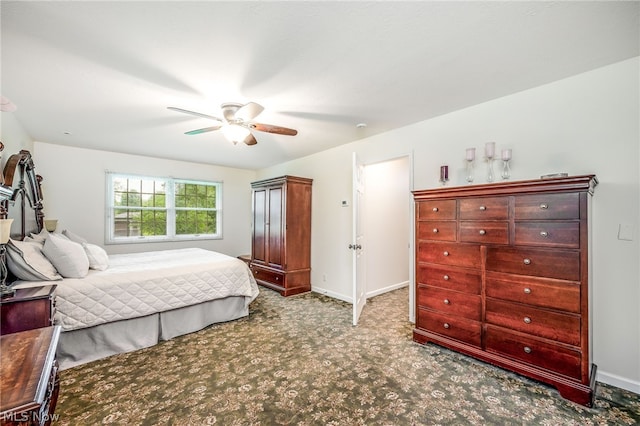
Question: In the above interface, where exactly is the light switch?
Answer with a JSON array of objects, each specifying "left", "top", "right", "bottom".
[{"left": 618, "top": 223, "right": 635, "bottom": 241}]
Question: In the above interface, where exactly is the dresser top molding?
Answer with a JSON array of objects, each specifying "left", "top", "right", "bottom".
[{"left": 413, "top": 175, "right": 597, "bottom": 200}]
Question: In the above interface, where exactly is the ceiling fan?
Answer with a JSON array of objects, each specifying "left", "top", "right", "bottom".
[{"left": 167, "top": 102, "right": 297, "bottom": 146}]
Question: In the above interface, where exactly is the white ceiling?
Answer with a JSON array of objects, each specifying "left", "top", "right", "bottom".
[{"left": 1, "top": 1, "right": 638, "bottom": 170}]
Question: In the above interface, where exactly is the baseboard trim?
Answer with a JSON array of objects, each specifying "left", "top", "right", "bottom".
[
  {"left": 596, "top": 370, "right": 640, "bottom": 395},
  {"left": 312, "top": 281, "right": 409, "bottom": 304},
  {"left": 366, "top": 281, "right": 409, "bottom": 298},
  {"left": 311, "top": 286, "right": 352, "bottom": 303}
]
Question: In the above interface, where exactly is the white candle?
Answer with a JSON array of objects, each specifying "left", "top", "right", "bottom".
[
  {"left": 466, "top": 148, "right": 475, "bottom": 161},
  {"left": 485, "top": 142, "right": 495, "bottom": 158},
  {"left": 501, "top": 148, "right": 512, "bottom": 161}
]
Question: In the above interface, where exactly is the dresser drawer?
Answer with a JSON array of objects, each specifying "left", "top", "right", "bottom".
[
  {"left": 417, "top": 199, "right": 456, "bottom": 220},
  {"left": 459, "top": 221, "right": 509, "bottom": 244},
  {"left": 485, "top": 272, "right": 580, "bottom": 313},
  {"left": 418, "top": 242, "right": 481, "bottom": 268},
  {"left": 417, "top": 285, "right": 481, "bottom": 321},
  {"left": 486, "top": 298, "right": 580, "bottom": 345},
  {"left": 459, "top": 197, "right": 508, "bottom": 220},
  {"left": 515, "top": 193, "right": 580, "bottom": 220},
  {"left": 486, "top": 247, "right": 580, "bottom": 281},
  {"left": 417, "top": 264, "right": 481, "bottom": 294},
  {"left": 417, "top": 221, "right": 457, "bottom": 241},
  {"left": 250, "top": 265, "right": 285, "bottom": 287},
  {"left": 514, "top": 221, "right": 580, "bottom": 248},
  {"left": 485, "top": 326, "right": 582, "bottom": 379},
  {"left": 417, "top": 308, "right": 481, "bottom": 347}
]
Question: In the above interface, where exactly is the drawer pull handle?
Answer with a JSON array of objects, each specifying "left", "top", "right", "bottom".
[
  {"left": 443, "top": 323, "right": 450, "bottom": 329},
  {"left": 443, "top": 275, "right": 450, "bottom": 281},
  {"left": 540, "top": 231, "right": 549, "bottom": 237},
  {"left": 539, "top": 203, "right": 549, "bottom": 210},
  {"left": 523, "top": 317, "right": 531, "bottom": 324},
  {"left": 523, "top": 346, "right": 532, "bottom": 354},
  {"left": 443, "top": 251, "right": 449, "bottom": 256},
  {"left": 443, "top": 299, "right": 450, "bottom": 305},
  {"left": 479, "top": 229, "right": 486, "bottom": 235},
  {"left": 523, "top": 258, "right": 531, "bottom": 265},
  {"left": 432, "top": 207, "right": 439, "bottom": 212},
  {"left": 523, "top": 287, "right": 531, "bottom": 294},
  {"left": 433, "top": 228, "right": 439, "bottom": 233},
  {"left": 479, "top": 206, "right": 486, "bottom": 211}
]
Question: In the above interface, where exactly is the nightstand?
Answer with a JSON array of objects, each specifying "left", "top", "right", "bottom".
[
  {"left": 0, "top": 285, "right": 57, "bottom": 336},
  {"left": 0, "top": 326, "right": 61, "bottom": 425}
]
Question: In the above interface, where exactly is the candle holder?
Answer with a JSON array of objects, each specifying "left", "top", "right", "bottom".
[
  {"left": 439, "top": 165, "right": 449, "bottom": 186},
  {"left": 485, "top": 142, "right": 495, "bottom": 182},
  {"left": 465, "top": 148, "right": 475, "bottom": 183},
  {"left": 501, "top": 149, "right": 512, "bottom": 180}
]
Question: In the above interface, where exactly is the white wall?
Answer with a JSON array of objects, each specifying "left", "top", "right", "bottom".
[
  {"left": 32, "top": 142, "right": 257, "bottom": 257},
  {"left": 258, "top": 58, "right": 640, "bottom": 393},
  {"left": 0, "top": 112, "right": 34, "bottom": 166},
  {"left": 363, "top": 157, "right": 410, "bottom": 297}
]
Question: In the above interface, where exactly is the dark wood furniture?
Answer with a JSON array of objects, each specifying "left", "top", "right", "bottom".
[
  {"left": 1, "top": 285, "right": 56, "bottom": 336},
  {"left": 0, "top": 326, "right": 61, "bottom": 425},
  {"left": 413, "top": 175, "right": 597, "bottom": 406},
  {"left": 250, "top": 176, "right": 312, "bottom": 296}
]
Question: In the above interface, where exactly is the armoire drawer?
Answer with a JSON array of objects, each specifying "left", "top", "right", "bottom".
[
  {"left": 459, "top": 197, "right": 508, "bottom": 220},
  {"left": 250, "top": 266, "right": 285, "bottom": 287},
  {"left": 515, "top": 193, "right": 580, "bottom": 220},
  {"left": 485, "top": 326, "right": 582, "bottom": 379},
  {"left": 418, "top": 241, "right": 481, "bottom": 268},
  {"left": 485, "top": 298, "right": 580, "bottom": 346},
  {"left": 417, "top": 200, "right": 457, "bottom": 220},
  {"left": 417, "top": 264, "right": 481, "bottom": 294},
  {"left": 514, "top": 221, "right": 580, "bottom": 248},
  {"left": 485, "top": 272, "right": 580, "bottom": 313},
  {"left": 417, "top": 285, "right": 481, "bottom": 321},
  {"left": 485, "top": 247, "right": 580, "bottom": 281},
  {"left": 417, "top": 308, "right": 481, "bottom": 347},
  {"left": 459, "top": 221, "right": 509, "bottom": 244},
  {"left": 417, "top": 221, "right": 457, "bottom": 241}
]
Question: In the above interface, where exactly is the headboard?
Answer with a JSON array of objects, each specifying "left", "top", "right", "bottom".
[{"left": 1, "top": 149, "right": 44, "bottom": 240}]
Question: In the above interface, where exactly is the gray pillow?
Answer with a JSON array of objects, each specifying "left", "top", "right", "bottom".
[
  {"left": 42, "top": 233, "right": 89, "bottom": 278},
  {"left": 6, "top": 239, "right": 62, "bottom": 281}
]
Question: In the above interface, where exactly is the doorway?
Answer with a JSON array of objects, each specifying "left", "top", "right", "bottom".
[{"left": 357, "top": 155, "right": 413, "bottom": 321}]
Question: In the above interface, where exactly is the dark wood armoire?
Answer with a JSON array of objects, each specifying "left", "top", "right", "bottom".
[{"left": 250, "top": 175, "right": 312, "bottom": 296}]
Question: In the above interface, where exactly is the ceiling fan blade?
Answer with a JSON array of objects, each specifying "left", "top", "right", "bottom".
[
  {"left": 250, "top": 123, "right": 298, "bottom": 136},
  {"left": 235, "top": 102, "right": 264, "bottom": 122},
  {"left": 243, "top": 133, "right": 258, "bottom": 146},
  {"left": 167, "top": 107, "right": 222, "bottom": 122},
  {"left": 184, "top": 125, "right": 222, "bottom": 135}
]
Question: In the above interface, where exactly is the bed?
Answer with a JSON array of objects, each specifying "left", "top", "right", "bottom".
[{"left": 3, "top": 150, "right": 259, "bottom": 369}]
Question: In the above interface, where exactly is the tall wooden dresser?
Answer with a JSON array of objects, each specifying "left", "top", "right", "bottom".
[
  {"left": 413, "top": 175, "right": 597, "bottom": 406},
  {"left": 250, "top": 176, "right": 312, "bottom": 296}
]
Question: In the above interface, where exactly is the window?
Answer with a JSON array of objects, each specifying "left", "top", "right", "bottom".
[{"left": 106, "top": 173, "right": 221, "bottom": 243}]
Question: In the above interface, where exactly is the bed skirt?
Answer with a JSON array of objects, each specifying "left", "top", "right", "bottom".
[{"left": 57, "top": 295, "right": 248, "bottom": 370}]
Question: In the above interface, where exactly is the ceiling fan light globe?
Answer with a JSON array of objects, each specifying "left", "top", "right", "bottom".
[{"left": 222, "top": 124, "right": 251, "bottom": 144}]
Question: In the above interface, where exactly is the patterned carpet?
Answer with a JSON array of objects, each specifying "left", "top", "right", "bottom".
[{"left": 54, "top": 287, "right": 640, "bottom": 425}]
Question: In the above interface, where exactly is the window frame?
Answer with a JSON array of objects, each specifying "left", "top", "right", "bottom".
[{"left": 105, "top": 172, "right": 222, "bottom": 244}]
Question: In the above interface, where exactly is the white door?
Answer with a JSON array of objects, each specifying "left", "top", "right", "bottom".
[{"left": 352, "top": 152, "right": 366, "bottom": 325}]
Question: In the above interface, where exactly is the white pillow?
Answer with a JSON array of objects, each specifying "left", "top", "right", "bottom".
[
  {"left": 83, "top": 243, "right": 109, "bottom": 271},
  {"left": 6, "top": 239, "right": 62, "bottom": 281},
  {"left": 62, "top": 229, "right": 87, "bottom": 245},
  {"left": 29, "top": 228, "right": 50, "bottom": 243},
  {"left": 42, "top": 233, "right": 89, "bottom": 278}
]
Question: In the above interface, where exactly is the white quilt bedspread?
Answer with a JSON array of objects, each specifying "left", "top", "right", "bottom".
[{"left": 16, "top": 248, "right": 260, "bottom": 331}]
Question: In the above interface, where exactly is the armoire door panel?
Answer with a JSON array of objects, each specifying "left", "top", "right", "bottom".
[{"left": 267, "top": 186, "right": 283, "bottom": 267}]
